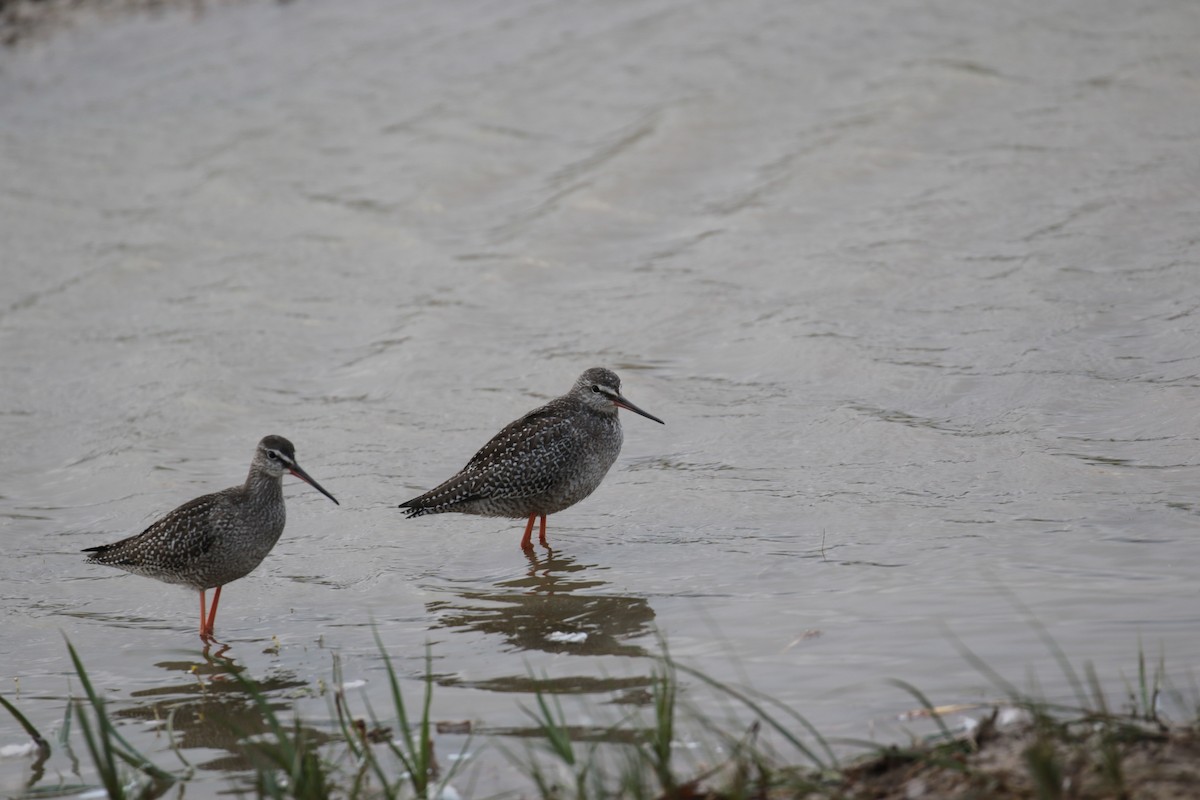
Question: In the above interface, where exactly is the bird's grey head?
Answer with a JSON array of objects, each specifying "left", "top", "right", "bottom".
[
  {"left": 255, "top": 435, "right": 298, "bottom": 478},
  {"left": 253, "top": 435, "right": 340, "bottom": 505},
  {"left": 573, "top": 368, "right": 622, "bottom": 413},
  {"left": 572, "top": 367, "right": 665, "bottom": 425}
]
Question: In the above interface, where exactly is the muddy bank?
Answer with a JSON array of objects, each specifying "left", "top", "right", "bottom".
[{"left": 824, "top": 721, "right": 1200, "bottom": 800}]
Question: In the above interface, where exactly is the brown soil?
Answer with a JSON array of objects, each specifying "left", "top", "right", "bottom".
[{"left": 808, "top": 719, "right": 1200, "bottom": 800}]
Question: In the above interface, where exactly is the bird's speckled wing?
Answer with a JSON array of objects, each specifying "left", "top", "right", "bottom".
[
  {"left": 83, "top": 491, "right": 224, "bottom": 579},
  {"left": 402, "top": 401, "right": 582, "bottom": 514}
]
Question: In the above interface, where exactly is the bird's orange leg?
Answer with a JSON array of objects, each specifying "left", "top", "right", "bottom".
[
  {"left": 199, "top": 590, "right": 208, "bottom": 638},
  {"left": 203, "top": 585, "right": 223, "bottom": 638},
  {"left": 538, "top": 514, "right": 548, "bottom": 547},
  {"left": 520, "top": 514, "right": 536, "bottom": 549}
]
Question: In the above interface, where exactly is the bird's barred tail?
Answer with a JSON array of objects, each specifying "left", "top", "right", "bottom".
[{"left": 398, "top": 502, "right": 432, "bottom": 518}]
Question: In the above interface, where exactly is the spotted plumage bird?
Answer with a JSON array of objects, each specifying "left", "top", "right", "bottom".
[
  {"left": 400, "top": 367, "right": 664, "bottom": 548},
  {"left": 83, "top": 435, "right": 338, "bottom": 639}
]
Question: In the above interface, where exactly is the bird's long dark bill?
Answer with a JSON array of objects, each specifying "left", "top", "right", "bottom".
[
  {"left": 613, "top": 394, "right": 665, "bottom": 424},
  {"left": 289, "top": 465, "right": 340, "bottom": 505}
]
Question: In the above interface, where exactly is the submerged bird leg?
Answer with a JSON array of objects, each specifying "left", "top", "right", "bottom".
[
  {"left": 520, "top": 514, "right": 537, "bottom": 549},
  {"left": 538, "top": 514, "right": 548, "bottom": 547},
  {"left": 203, "top": 585, "right": 223, "bottom": 638}
]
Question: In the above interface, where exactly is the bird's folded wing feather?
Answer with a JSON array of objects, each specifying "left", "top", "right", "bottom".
[{"left": 84, "top": 492, "right": 222, "bottom": 567}]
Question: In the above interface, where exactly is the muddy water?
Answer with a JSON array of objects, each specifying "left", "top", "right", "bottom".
[{"left": 3, "top": 0, "right": 1200, "bottom": 794}]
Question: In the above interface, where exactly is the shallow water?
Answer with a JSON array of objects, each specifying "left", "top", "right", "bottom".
[{"left": 3, "top": 0, "right": 1200, "bottom": 794}]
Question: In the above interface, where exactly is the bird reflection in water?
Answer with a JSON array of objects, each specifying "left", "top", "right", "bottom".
[
  {"left": 429, "top": 548, "right": 656, "bottom": 665},
  {"left": 110, "top": 647, "right": 330, "bottom": 775}
]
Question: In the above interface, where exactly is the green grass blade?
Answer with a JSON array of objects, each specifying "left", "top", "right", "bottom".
[
  {"left": 1137, "top": 640, "right": 1149, "bottom": 717},
  {"left": 1083, "top": 662, "right": 1110, "bottom": 717},
  {"left": 995, "top": 587, "right": 1088, "bottom": 710},
  {"left": 224, "top": 668, "right": 297, "bottom": 767},
  {"left": 943, "top": 627, "right": 1022, "bottom": 701},
  {"left": 672, "top": 661, "right": 827, "bottom": 769},
  {"left": 0, "top": 693, "right": 50, "bottom": 757},
  {"left": 420, "top": 647, "right": 435, "bottom": 784},
  {"left": 372, "top": 627, "right": 437, "bottom": 797},
  {"left": 887, "top": 678, "right": 957, "bottom": 742},
  {"left": 65, "top": 639, "right": 179, "bottom": 787},
  {"left": 58, "top": 699, "right": 72, "bottom": 747},
  {"left": 73, "top": 699, "right": 123, "bottom": 800},
  {"left": 526, "top": 688, "right": 576, "bottom": 766},
  {"left": 734, "top": 683, "right": 839, "bottom": 768},
  {"left": 164, "top": 706, "right": 194, "bottom": 776}
]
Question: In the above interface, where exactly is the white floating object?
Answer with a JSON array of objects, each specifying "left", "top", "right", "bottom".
[
  {"left": 997, "top": 707, "right": 1032, "bottom": 727},
  {"left": 341, "top": 679, "right": 367, "bottom": 690},
  {"left": 0, "top": 742, "right": 40, "bottom": 758},
  {"left": 546, "top": 631, "right": 588, "bottom": 644}
]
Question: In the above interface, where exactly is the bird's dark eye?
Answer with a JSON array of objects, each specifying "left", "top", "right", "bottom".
[
  {"left": 267, "top": 451, "right": 279, "bottom": 461},
  {"left": 591, "top": 385, "right": 601, "bottom": 393}
]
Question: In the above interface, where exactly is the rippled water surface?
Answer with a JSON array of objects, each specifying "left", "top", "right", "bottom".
[{"left": 3, "top": 0, "right": 1200, "bottom": 794}]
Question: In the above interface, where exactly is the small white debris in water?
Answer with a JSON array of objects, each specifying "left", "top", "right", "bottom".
[
  {"left": 0, "top": 742, "right": 39, "bottom": 758},
  {"left": 340, "top": 679, "right": 367, "bottom": 690},
  {"left": 997, "top": 707, "right": 1032, "bottom": 727},
  {"left": 546, "top": 631, "right": 587, "bottom": 644},
  {"left": 439, "top": 784, "right": 463, "bottom": 800},
  {"left": 669, "top": 739, "right": 703, "bottom": 750}
]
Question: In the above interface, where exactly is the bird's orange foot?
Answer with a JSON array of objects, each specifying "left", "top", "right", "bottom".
[{"left": 520, "top": 514, "right": 537, "bottom": 549}]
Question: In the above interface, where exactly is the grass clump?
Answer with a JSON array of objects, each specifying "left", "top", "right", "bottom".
[
  {"left": 1, "top": 628, "right": 1197, "bottom": 800},
  {"left": 324, "top": 633, "right": 464, "bottom": 800},
  {"left": 0, "top": 636, "right": 460, "bottom": 800},
  {"left": 807, "top": 623, "right": 1199, "bottom": 800},
  {"left": 227, "top": 633, "right": 465, "bottom": 800},
  {"left": 226, "top": 666, "right": 333, "bottom": 800},
  {"left": 511, "top": 645, "right": 838, "bottom": 800}
]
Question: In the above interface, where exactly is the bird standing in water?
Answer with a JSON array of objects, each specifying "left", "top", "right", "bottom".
[
  {"left": 400, "top": 367, "right": 664, "bottom": 549},
  {"left": 84, "top": 435, "right": 338, "bottom": 640}
]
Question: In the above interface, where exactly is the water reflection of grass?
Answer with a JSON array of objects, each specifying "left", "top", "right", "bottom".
[{"left": 2, "top": 634, "right": 1197, "bottom": 799}]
